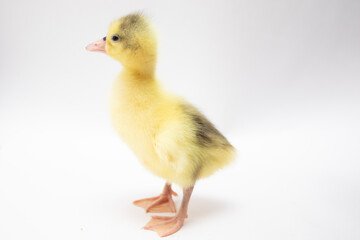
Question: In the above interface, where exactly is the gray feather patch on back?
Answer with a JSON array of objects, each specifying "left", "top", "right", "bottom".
[{"left": 180, "top": 104, "right": 231, "bottom": 148}]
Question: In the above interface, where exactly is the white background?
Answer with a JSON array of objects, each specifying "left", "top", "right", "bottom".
[{"left": 1, "top": 0, "right": 360, "bottom": 239}]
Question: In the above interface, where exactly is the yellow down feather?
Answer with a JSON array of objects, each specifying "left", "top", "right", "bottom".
[{"left": 107, "top": 14, "right": 236, "bottom": 188}]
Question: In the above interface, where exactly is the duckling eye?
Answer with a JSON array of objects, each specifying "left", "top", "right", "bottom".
[
  {"left": 111, "top": 35, "right": 120, "bottom": 41},
  {"left": 103, "top": 36, "right": 106, "bottom": 41}
]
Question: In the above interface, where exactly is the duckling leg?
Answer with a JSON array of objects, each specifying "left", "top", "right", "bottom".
[
  {"left": 133, "top": 183, "right": 178, "bottom": 213},
  {"left": 144, "top": 186, "right": 194, "bottom": 237}
]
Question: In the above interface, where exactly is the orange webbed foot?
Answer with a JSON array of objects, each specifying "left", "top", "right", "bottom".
[
  {"left": 144, "top": 215, "right": 185, "bottom": 237},
  {"left": 139, "top": 185, "right": 194, "bottom": 237},
  {"left": 133, "top": 188, "right": 178, "bottom": 213}
]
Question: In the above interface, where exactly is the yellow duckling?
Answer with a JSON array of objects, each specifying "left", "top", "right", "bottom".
[{"left": 86, "top": 13, "right": 236, "bottom": 237}]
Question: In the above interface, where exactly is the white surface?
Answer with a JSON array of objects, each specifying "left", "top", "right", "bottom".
[{"left": 1, "top": 0, "right": 360, "bottom": 239}]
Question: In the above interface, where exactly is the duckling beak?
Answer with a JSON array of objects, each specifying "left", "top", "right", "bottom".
[{"left": 86, "top": 37, "right": 106, "bottom": 53}]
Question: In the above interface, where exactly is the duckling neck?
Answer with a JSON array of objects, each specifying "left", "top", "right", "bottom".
[
  {"left": 122, "top": 61, "right": 156, "bottom": 79},
  {"left": 120, "top": 66, "right": 158, "bottom": 93},
  {"left": 116, "top": 65, "right": 161, "bottom": 113}
]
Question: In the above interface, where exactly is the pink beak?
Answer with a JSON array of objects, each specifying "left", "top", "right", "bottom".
[{"left": 86, "top": 37, "right": 106, "bottom": 53}]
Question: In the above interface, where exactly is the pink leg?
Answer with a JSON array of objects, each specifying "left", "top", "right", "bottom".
[
  {"left": 133, "top": 183, "right": 178, "bottom": 213},
  {"left": 144, "top": 186, "right": 194, "bottom": 237}
]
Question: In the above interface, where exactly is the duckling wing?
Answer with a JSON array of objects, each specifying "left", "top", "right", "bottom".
[
  {"left": 153, "top": 117, "right": 193, "bottom": 174},
  {"left": 153, "top": 103, "right": 235, "bottom": 187}
]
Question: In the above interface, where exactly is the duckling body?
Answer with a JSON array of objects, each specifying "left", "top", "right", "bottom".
[
  {"left": 110, "top": 70, "right": 235, "bottom": 187},
  {"left": 86, "top": 13, "right": 236, "bottom": 237}
]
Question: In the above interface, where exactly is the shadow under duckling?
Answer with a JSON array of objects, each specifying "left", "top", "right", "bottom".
[{"left": 86, "top": 13, "right": 236, "bottom": 237}]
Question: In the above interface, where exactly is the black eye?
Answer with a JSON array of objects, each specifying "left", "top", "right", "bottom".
[
  {"left": 112, "top": 35, "right": 120, "bottom": 41},
  {"left": 103, "top": 36, "right": 106, "bottom": 41}
]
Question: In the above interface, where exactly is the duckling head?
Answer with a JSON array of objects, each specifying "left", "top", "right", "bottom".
[{"left": 86, "top": 13, "right": 157, "bottom": 74}]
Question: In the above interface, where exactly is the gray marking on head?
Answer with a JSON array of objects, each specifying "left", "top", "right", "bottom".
[
  {"left": 119, "top": 13, "right": 145, "bottom": 50},
  {"left": 121, "top": 14, "right": 142, "bottom": 31}
]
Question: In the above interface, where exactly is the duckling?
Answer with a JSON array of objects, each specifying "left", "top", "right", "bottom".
[{"left": 86, "top": 13, "right": 236, "bottom": 237}]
